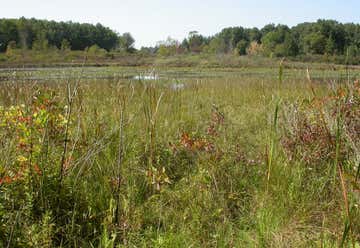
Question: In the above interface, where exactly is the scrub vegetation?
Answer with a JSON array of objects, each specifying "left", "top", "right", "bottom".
[{"left": 0, "top": 63, "right": 359, "bottom": 247}]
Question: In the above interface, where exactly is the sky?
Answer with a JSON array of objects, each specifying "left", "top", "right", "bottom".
[{"left": 2, "top": 0, "right": 360, "bottom": 48}]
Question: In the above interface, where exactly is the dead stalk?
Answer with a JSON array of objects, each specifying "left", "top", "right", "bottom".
[{"left": 57, "top": 55, "right": 87, "bottom": 204}]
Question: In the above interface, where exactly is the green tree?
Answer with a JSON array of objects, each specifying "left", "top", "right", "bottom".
[
  {"left": 0, "top": 19, "right": 18, "bottom": 52},
  {"left": 17, "top": 17, "right": 33, "bottom": 49},
  {"left": 188, "top": 31, "right": 205, "bottom": 53},
  {"left": 282, "top": 33, "right": 299, "bottom": 56},
  {"left": 118, "top": 33, "right": 135, "bottom": 53},
  {"left": 181, "top": 39, "right": 189, "bottom": 52},
  {"left": 235, "top": 40, "right": 248, "bottom": 55},
  {"left": 32, "top": 33, "right": 49, "bottom": 51},
  {"left": 261, "top": 24, "right": 276, "bottom": 36},
  {"left": 325, "top": 36, "right": 336, "bottom": 54},
  {"left": 88, "top": 44, "right": 106, "bottom": 55},
  {"left": 347, "top": 45, "right": 359, "bottom": 57},
  {"left": 60, "top": 39, "right": 70, "bottom": 51},
  {"left": 156, "top": 37, "right": 178, "bottom": 56},
  {"left": 304, "top": 33, "right": 327, "bottom": 54},
  {"left": 207, "top": 37, "right": 227, "bottom": 54},
  {"left": 261, "top": 30, "right": 284, "bottom": 56},
  {"left": 248, "top": 28, "right": 262, "bottom": 43}
]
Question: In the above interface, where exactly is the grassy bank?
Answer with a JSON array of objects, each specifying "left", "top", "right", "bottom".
[
  {"left": 0, "top": 66, "right": 359, "bottom": 247},
  {"left": 1, "top": 50, "right": 360, "bottom": 70}
]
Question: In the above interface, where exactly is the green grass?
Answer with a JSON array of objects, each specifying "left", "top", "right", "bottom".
[
  {"left": 2, "top": 50, "right": 360, "bottom": 69},
  {"left": 0, "top": 65, "right": 359, "bottom": 247}
]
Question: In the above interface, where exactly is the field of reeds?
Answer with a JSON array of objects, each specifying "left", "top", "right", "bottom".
[{"left": 0, "top": 63, "right": 359, "bottom": 247}]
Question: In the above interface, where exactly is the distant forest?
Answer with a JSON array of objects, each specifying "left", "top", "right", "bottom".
[
  {"left": 0, "top": 17, "right": 133, "bottom": 52},
  {"left": 1, "top": 17, "right": 360, "bottom": 59}
]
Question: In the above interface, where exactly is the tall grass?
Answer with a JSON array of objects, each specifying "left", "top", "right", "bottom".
[{"left": 0, "top": 66, "right": 359, "bottom": 247}]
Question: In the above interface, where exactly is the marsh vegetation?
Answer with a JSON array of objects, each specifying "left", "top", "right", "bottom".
[{"left": 0, "top": 63, "right": 359, "bottom": 247}]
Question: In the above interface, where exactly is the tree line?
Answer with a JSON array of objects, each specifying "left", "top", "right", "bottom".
[
  {"left": 1, "top": 18, "right": 360, "bottom": 60},
  {"left": 153, "top": 19, "right": 360, "bottom": 59},
  {"left": 0, "top": 17, "right": 134, "bottom": 52}
]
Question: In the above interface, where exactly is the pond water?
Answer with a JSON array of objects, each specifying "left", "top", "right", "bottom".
[{"left": 0, "top": 66, "right": 359, "bottom": 82}]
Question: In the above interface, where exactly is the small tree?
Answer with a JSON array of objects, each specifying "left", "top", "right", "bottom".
[
  {"left": 347, "top": 45, "right": 359, "bottom": 57},
  {"left": 156, "top": 37, "right": 178, "bottom": 56},
  {"left": 282, "top": 33, "right": 299, "bottom": 56},
  {"left": 32, "top": 33, "right": 49, "bottom": 51},
  {"left": 188, "top": 31, "right": 204, "bottom": 53},
  {"left": 208, "top": 37, "right": 227, "bottom": 54},
  {"left": 157, "top": 45, "right": 171, "bottom": 56},
  {"left": 235, "top": 40, "right": 248, "bottom": 55},
  {"left": 5, "top": 40, "right": 17, "bottom": 56},
  {"left": 181, "top": 39, "right": 189, "bottom": 52},
  {"left": 304, "top": 33, "right": 327, "bottom": 54},
  {"left": 88, "top": 44, "right": 106, "bottom": 55},
  {"left": 247, "top": 41, "right": 263, "bottom": 56},
  {"left": 118, "top": 33, "right": 135, "bottom": 53},
  {"left": 325, "top": 37, "right": 336, "bottom": 55},
  {"left": 60, "top": 39, "right": 71, "bottom": 51}
]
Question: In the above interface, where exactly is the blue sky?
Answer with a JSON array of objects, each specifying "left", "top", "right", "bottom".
[{"left": 2, "top": 0, "right": 360, "bottom": 48}]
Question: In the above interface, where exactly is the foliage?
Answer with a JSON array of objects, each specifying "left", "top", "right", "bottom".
[
  {"left": 0, "top": 17, "right": 120, "bottom": 52},
  {"left": 32, "top": 33, "right": 49, "bottom": 51},
  {"left": 235, "top": 40, "right": 248, "bottom": 55},
  {"left": 118, "top": 33, "right": 135, "bottom": 53},
  {"left": 0, "top": 91, "right": 71, "bottom": 246},
  {"left": 88, "top": 44, "right": 107, "bottom": 55},
  {"left": 2, "top": 18, "right": 360, "bottom": 64},
  {"left": 60, "top": 39, "right": 71, "bottom": 51},
  {"left": 5, "top": 40, "right": 17, "bottom": 56},
  {"left": 282, "top": 82, "right": 360, "bottom": 167},
  {"left": 0, "top": 65, "right": 359, "bottom": 247},
  {"left": 146, "top": 19, "right": 360, "bottom": 60},
  {"left": 156, "top": 37, "right": 180, "bottom": 56},
  {"left": 187, "top": 31, "right": 206, "bottom": 53}
]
